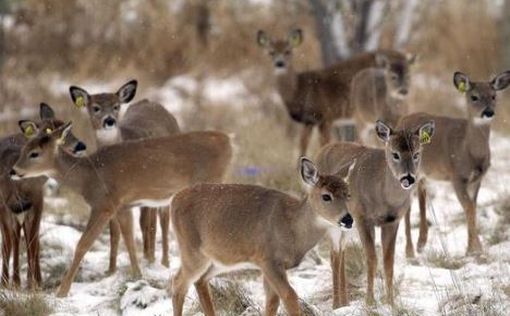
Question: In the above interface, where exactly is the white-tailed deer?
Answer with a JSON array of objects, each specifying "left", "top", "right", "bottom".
[
  {"left": 316, "top": 120, "right": 435, "bottom": 306},
  {"left": 257, "top": 29, "right": 414, "bottom": 156},
  {"left": 400, "top": 71, "right": 510, "bottom": 255},
  {"left": 69, "top": 80, "right": 180, "bottom": 271},
  {"left": 351, "top": 54, "right": 414, "bottom": 146},
  {"left": 10, "top": 124, "right": 232, "bottom": 297},
  {"left": 0, "top": 103, "right": 86, "bottom": 289},
  {"left": 170, "top": 157, "right": 354, "bottom": 316}
]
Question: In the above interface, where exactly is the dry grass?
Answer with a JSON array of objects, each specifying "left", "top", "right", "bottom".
[
  {"left": 0, "top": 291, "right": 53, "bottom": 316},
  {"left": 425, "top": 250, "right": 465, "bottom": 270}
]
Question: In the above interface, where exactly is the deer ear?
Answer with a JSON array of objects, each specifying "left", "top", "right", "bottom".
[
  {"left": 300, "top": 156, "right": 319, "bottom": 185},
  {"left": 19, "top": 120, "right": 39, "bottom": 138},
  {"left": 53, "top": 121, "right": 73, "bottom": 145},
  {"left": 39, "top": 103, "right": 55, "bottom": 120},
  {"left": 406, "top": 53, "right": 417, "bottom": 65},
  {"left": 376, "top": 53, "right": 389, "bottom": 68},
  {"left": 69, "top": 86, "right": 89, "bottom": 108},
  {"left": 116, "top": 80, "right": 137, "bottom": 103},
  {"left": 491, "top": 70, "right": 510, "bottom": 91},
  {"left": 453, "top": 72, "right": 471, "bottom": 93},
  {"left": 288, "top": 29, "right": 303, "bottom": 48},
  {"left": 257, "top": 30, "right": 271, "bottom": 48},
  {"left": 417, "top": 120, "right": 435, "bottom": 145},
  {"left": 375, "top": 120, "right": 393, "bottom": 143},
  {"left": 334, "top": 159, "right": 357, "bottom": 183}
]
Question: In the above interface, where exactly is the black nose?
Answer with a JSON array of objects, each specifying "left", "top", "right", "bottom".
[
  {"left": 9, "top": 169, "right": 16, "bottom": 176},
  {"left": 74, "top": 141, "right": 87, "bottom": 153},
  {"left": 104, "top": 117, "right": 116, "bottom": 127},
  {"left": 275, "top": 61, "right": 285, "bottom": 68},
  {"left": 400, "top": 174, "right": 416, "bottom": 189},
  {"left": 482, "top": 109, "right": 494, "bottom": 118},
  {"left": 339, "top": 213, "right": 353, "bottom": 229},
  {"left": 399, "top": 88, "right": 408, "bottom": 95}
]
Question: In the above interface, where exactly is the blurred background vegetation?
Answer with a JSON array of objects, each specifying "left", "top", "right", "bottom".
[{"left": 1, "top": 0, "right": 510, "bottom": 190}]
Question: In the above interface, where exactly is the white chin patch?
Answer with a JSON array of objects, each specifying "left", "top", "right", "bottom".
[
  {"left": 390, "top": 91, "right": 407, "bottom": 100},
  {"left": 473, "top": 117, "right": 493, "bottom": 126},
  {"left": 96, "top": 128, "right": 120, "bottom": 145},
  {"left": 274, "top": 68, "right": 288, "bottom": 75},
  {"left": 10, "top": 174, "right": 22, "bottom": 180}
]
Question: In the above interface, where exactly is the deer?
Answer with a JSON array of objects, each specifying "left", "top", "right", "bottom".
[
  {"left": 257, "top": 28, "right": 414, "bottom": 156},
  {"left": 10, "top": 122, "right": 232, "bottom": 297},
  {"left": 315, "top": 119, "right": 435, "bottom": 307},
  {"left": 0, "top": 103, "right": 86, "bottom": 289},
  {"left": 69, "top": 79, "right": 180, "bottom": 272},
  {"left": 351, "top": 54, "right": 413, "bottom": 146},
  {"left": 400, "top": 71, "right": 510, "bottom": 256},
  {"left": 170, "top": 157, "right": 354, "bottom": 316}
]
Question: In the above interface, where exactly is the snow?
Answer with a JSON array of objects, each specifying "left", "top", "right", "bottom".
[{"left": 3, "top": 76, "right": 510, "bottom": 315}]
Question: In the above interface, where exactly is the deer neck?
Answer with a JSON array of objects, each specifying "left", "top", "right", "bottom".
[
  {"left": 294, "top": 196, "right": 336, "bottom": 250},
  {"left": 465, "top": 119, "right": 491, "bottom": 158},
  {"left": 53, "top": 148, "right": 92, "bottom": 194},
  {"left": 275, "top": 66, "right": 298, "bottom": 105}
]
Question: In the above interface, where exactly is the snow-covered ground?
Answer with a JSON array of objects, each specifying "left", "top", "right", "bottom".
[
  {"left": 3, "top": 74, "right": 510, "bottom": 315},
  {"left": 0, "top": 131, "right": 506, "bottom": 316}
]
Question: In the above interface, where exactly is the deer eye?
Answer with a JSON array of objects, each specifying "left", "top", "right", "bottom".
[
  {"left": 269, "top": 51, "right": 276, "bottom": 57},
  {"left": 392, "top": 152, "right": 400, "bottom": 161},
  {"left": 492, "top": 95, "right": 496, "bottom": 100},
  {"left": 92, "top": 105, "right": 101, "bottom": 113},
  {"left": 471, "top": 95, "right": 479, "bottom": 102},
  {"left": 391, "top": 74, "right": 398, "bottom": 81},
  {"left": 413, "top": 152, "right": 420, "bottom": 160},
  {"left": 321, "top": 194, "right": 332, "bottom": 202},
  {"left": 29, "top": 152, "right": 40, "bottom": 159},
  {"left": 113, "top": 105, "right": 120, "bottom": 111}
]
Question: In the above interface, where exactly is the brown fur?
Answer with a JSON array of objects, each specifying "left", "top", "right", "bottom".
[
  {"left": 316, "top": 120, "right": 434, "bottom": 307},
  {"left": 69, "top": 81, "right": 181, "bottom": 273},
  {"left": 0, "top": 104, "right": 84, "bottom": 289},
  {"left": 258, "top": 29, "right": 411, "bottom": 156},
  {"left": 170, "top": 158, "right": 353, "bottom": 316},
  {"left": 11, "top": 128, "right": 232, "bottom": 297},
  {"left": 399, "top": 70, "right": 510, "bottom": 256}
]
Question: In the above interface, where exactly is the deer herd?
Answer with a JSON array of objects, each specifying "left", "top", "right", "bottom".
[{"left": 0, "top": 27, "right": 509, "bottom": 315}]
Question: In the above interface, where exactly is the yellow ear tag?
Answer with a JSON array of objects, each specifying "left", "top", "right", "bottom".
[
  {"left": 458, "top": 81, "right": 467, "bottom": 94},
  {"left": 45, "top": 128, "right": 53, "bottom": 134},
  {"left": 420, "top": 130, "right": 431, "bottom": 144},
  {"left": 56, "top": 135, "right": 65, "bottom": 145},
  {"left": 24, "top": 125, "right": 34, "bottom": 137},
  {"left": 75, "top": 96, "right": 85, "bottom": 108}
]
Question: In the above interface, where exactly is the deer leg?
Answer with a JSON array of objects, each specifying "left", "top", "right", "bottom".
[
  {"left": 194, "top": 276, "right": 215, "bottom": 316},
  {"left": 1, "top": 219, "right": 12, "bottom": 287},
  {"left": 357, "top": 220, "right": 376, "bottom": 305},
  {"left": 107, "top": 218, "right": 121, "bottom": 275},
  {"left": 171, "top": 257, "right": 211, "bottom": 316},
  {"left": 261, "top": 262, "right": 300, "bottom": 316},
  {"left": 263, "top": 277, "right": 280, "bottom": 316},
  {"left": 404, "top": 206, "right": 415, "bottom": 258},
  {"left": 117, "top": 209, "right": 141, "bottom": 278},
  {"left": 12, "top": 222, "right": 21, "bottom": 288},
  {"left": 453, "top": 179, "right": 482, "bottom": 254},
  {"left": 381, "top": 222, "right": 399, "bottom": 306},
  {"left": 417, "top": 179, "right": 428, "bottom": 253},
  {"left": 56, "top": 207, "right": 115, "bottom": 297},
  {"left": 140, "top": 206, "right": 156, "bottom": 263},
  {"left": 25, "top": 198, "right": 43, "bottom": 290},
  {"left": 329, "top": 231, "right": 347, "bottom": 308},
  {"left": 318, "top": 121, "right": 332, "bottom": 146},
  {"left": 159, "top": 207, "right": 170, "bottom": 267},
  {"left": 148, "top": 207, "right": 157, "bottom": 263},
  {"left": 299, "top": 124, "right": 314, "bottom": 157}
]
